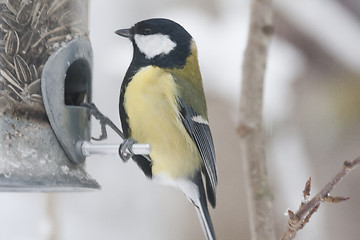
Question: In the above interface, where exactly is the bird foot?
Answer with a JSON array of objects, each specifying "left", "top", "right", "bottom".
[
  {"left": 81, "top": 102, "right": 125, "bottom": 141},
  {"left": 119, "top": 138, "right": 136, "bottom": 162}
]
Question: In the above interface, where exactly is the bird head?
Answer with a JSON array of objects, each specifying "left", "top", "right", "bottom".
[{"left": 115, "top": 18, "right": 194, "bottom": 68}]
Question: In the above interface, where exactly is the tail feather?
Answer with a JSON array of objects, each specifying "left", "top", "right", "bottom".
[
  {"left": 195, "top": 199, "right": 216, "bottom": 240},
  {"left": 177, "top": 172, "right": 216, "bottom": 240},
  {"left": 192, "top": 172, "right": 216, "bottom": 240}
]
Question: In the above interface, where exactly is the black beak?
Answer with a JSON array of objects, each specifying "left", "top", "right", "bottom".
[{"left": 115, "top": 28, "right": 133, "bottom": 39}]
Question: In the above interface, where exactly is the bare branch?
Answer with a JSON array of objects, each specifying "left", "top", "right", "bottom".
[
  {"left": 281, "top": 157, "right": 360, "bottom": 240},
  {"left": 238, "top": 0, "right": 275, "bottom": 240},
  {"left": 321, "top": 195, "right": 350, "bottom": 203},
  {"left": 301, "top": 202, "right": 320, "bottom": 230}
]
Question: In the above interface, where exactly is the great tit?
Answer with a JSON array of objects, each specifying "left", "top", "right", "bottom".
[{"left": 115, "top": 18, "right": 217, "bottom": 240}]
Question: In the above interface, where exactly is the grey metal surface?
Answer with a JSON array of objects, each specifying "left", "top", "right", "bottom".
[
  {"left": 0, "top": 1, "right": 100, "bottom": 191},
  {"left": 41, "top": 38, "right": 92, "bottom": 164},
  {"left": 0, "top": 114, "right": 100, "bottom": 191}
]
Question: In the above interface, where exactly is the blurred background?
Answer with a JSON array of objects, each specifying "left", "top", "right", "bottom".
[{"left": 1, "top": 0, "right": 360, "bottom": 239}]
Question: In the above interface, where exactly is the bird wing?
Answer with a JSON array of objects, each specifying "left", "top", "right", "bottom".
[{"left": 177, "top": 97, "right": 217, "bottom": 207}]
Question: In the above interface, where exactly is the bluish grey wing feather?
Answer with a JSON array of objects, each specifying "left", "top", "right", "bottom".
[{"left": 178, "top": 98, "right": 217, "bottom": 207}]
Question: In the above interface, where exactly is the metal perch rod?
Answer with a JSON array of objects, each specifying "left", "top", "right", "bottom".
[{"left": 81, "top": 141, "right": 151, "bottom": 157}]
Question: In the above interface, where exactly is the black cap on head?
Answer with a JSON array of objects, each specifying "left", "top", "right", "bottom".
[{"left": 116, "top": 18, "right": 194, "bottom": 68}]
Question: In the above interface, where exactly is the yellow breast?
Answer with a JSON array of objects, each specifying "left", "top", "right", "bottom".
[{"left": 124, "top": 66, "right": 202, "bottom": 178}]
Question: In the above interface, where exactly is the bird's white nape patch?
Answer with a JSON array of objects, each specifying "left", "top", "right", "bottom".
[
  {"left": 134, "top": 33, "right": 177, "bottom": 59},
  {"left": 192, "top": 115, "right": 209, "bottom": 125}
]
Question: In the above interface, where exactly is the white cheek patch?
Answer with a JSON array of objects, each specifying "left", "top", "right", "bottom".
[{"left": 134, "top": 33, "right": 177, "bottom": 59}]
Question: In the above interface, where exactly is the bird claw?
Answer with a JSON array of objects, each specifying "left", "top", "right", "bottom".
[
  {"left": 81, "top": 102, "right": 125, "bottom": 141},
  {"left": 81, "top": 102, "right": 137, "bottom": 162},
  {"left": 119, "top": 139, "right": 136, "bottom": 162},
  {"left": 81, "top": 102, "right": 109, "bottom": 141}
]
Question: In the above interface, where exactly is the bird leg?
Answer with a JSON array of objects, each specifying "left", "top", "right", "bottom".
[
  {"left": 81, "top": 102, "right": 125, "bottom": 140},
  {"left": 81, "top": 102, "right": 139, "bottom": 162}
]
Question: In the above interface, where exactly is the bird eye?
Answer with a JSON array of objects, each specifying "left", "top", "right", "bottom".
[{"left": 143, "top": 28, "right": 152, "bottom": 35}]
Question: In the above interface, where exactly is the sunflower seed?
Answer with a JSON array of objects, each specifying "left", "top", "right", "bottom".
[
  {"left": 30, "top": 1, "right": 41, "bottom": 28},
  {"left": 0, "top": 3, "right": 8, "bottom": 11},
  {"left": 58, "top": 10, "right": 72, "bottom": 25},
  {"left": 30, "top": 93, "right": 41, "bottom": 102},
  {"left": 0, "top": 7, "right": 13, "bottom": 17},
  {"left": 0, "top": 60, "right": 5, "bottom": 70},
  {"left": 29, "top": 30, "right": 40, "bottom": 48},
  {"left": 0, "top": 9, "right": 13, "bottom": 32},
  {"left": 47, "top": 34, "right": 66, "bottom": 43},
  {"left": 31, "top": 3, "right": 47, "bottom": 29},
  {"left": 2, "top": 12, "right": 23, "bottom": 32},
  {"left": 47, "top": 25, "right": 67, "bottom": 36},
  {"left": 0, "top": 20, "right": 11, "bottom": 32},
  {"left": 19, "top": 29, "right": 33, "bottom": 54},
  {"left": 28, "top": 78, "right": 40, "bottom": 94},
  {"left": 29, "top": 64, "right": 38, "bottom": 81},
  {"left": 30, "top": 34, "right": 44, "bottom": 48},
  {"left": 0, "top": 0, "right": 90, "bottom": 104},
  {"left": 5, "top": 0, "right": 21, "bottom": 16},
  {"left": 4, "top": 30, "right": 19, "bottom": 56},
  {"left": 0, "top": 68, "right": 22, "bottom": 91},
  {"left": 14, "top": 54, "right": 31, "bottom": 84},
  {"left": 48, "top": 0, "right": 68, "bottom": 16},
  {"left": 0, "top": 40, "right": 5, "bottom": 50},
  {"left": 16, "top": 2, "right": 32, "bottom": 25},
  {"left": 7, "top": 83, "right": 24, "bottom": 101},
  {"left": 0, "top": 53, "right": 15, "bottom": 70}
]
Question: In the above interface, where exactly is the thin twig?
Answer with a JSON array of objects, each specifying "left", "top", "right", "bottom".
[{"left": 281, "top": 157, "right": 360, "bottom": 240}]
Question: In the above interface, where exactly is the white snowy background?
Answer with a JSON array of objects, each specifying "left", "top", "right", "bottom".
[{"left": 1, "top": 0, "right": 360, "bottom": 239}]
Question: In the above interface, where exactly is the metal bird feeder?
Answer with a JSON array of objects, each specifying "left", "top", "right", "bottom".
[{"left": 0, "top": 0, "right": 99, "bottom": 191}]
